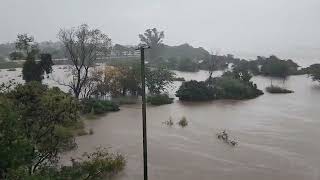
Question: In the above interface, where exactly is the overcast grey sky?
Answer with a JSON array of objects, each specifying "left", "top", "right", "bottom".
[{"left": 0, "top": 0, "right": 319, "bottom": 63}]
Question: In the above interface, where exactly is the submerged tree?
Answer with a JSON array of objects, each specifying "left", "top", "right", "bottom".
[
  {"left": 145, "top": 67, "right": 175, "bottom": 95},
  {"left": 139, "top": 28, "right": 164, "bottom": 61},
  {"left": 308, "top": 64, "right": 320, "bottom": 83},
  {"left": 14, "top": 34, "right": 53, "bottom": 82},
  {"left": 22, "top": 53, "right": 53, "bottom": 82},
  {"left": 58, "top": 24, "right": 112, "bottom": 99}
]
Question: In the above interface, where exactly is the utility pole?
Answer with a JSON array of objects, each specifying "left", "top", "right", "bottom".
[{"left": 138, "top": 46, "right": 150, "bottom": 180}]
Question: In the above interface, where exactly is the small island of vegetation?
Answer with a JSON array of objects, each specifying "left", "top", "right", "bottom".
[
  {"left": 266, "top": 85, "right": 294, "bottom": 94},
  {"left": 176, "top": 69, "right": 263, "bottom": 101}
]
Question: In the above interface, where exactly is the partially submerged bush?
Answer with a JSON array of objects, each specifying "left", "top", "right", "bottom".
[
  {"left": 112, "top": 96, "right": 138, "bottom": 105},
  {"left": 163, "top": 116, "right": 174, "bottom": 126},
  {"left": 266, "top": 85, "right": 294, "bottom": 94},
  {"left": 147, "top": 94, "right": 173, "bottom": 105},
  {"left": 8, "top": 148, "right": 126, "bottom": 180},
  {"left": 173, "top": 77, "right": 186, "bottom": 81},
  {"left": 213, "top": 77, "right": 264, "bottom": 99},
  {"left": 81, "top": 99, "right": 119, "bottom": 115},
  {"left": 176, "top": 72, "right": 264, "bottom": 101},
  {"left": 76, "top": 129, "right": 89, "bottom": 136},
  {"left": 178, "top": 116, "right": 188, "bottom": 127},
  {"left": 175, "top": 80, "right": 215, "bottom": 101}
]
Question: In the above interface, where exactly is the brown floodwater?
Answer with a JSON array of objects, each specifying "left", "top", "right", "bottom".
[
  {"left": 65, "top": 71, "right": 320, "bottom": 180},
  {"left": 1, "top": 68, "right": 320, "bottom": 180}
]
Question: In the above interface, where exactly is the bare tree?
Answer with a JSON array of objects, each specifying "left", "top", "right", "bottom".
[{"left": 58, "top": 24, "right": 112, "bottom": 99}]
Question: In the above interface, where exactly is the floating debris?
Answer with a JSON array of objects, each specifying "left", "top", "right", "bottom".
[
  {"left": 216, "top": 130, "right": 238, "bottom": 146},
  {"left": 163, "top": 116, "right": 174, "bottom": 126},
  {"left": 178, "top": 116, "right": 188, "bottom": 127}
]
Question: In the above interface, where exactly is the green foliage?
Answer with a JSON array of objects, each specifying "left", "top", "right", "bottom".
[
  {"left": 39, "top": 53, "right": 54, "bottom": 74},
  {"left": 0, "top": 82, "right": 80, "bottom": 177},
  {"left": 213, "top": 76, "right": 263, "bottom": 99},
  {"left": 0, "top": 80, "right": 18, "bottom": 94},
  {"left": 22, "top": 59, "right": 43, "bottom": 82},
  {"left": 6, "top": 148, "right": 125, "bottom": 180},
  {"left": 15, "top": 33, "right": 53, "bottom": 83},
  {"left": 176, "top": 80, "right": 215, "bottom": 101},
  {"left": 307, "top": 64, "right": 320, "bottom": 82},
  {"left": 260, "top": 55, "right": 298, "bottom": 77},
  {"left": 22, "top": 53, "right": 53, "bottom": 82},
  {"left": 81, "top": 99, "right": 120, "bottom": 115},
  {"left": 233, "top": 60, "right": 260, "bottom": 75},
  {"left": 147, "top": 94, "right": 173, "bottom": 105},
  {"left": 176, "top": 70, "right": 263, "bottom": 101},
  {"left": 266, "top": 86, "right": 294, "bottom": 94},
  {"left": 178, "top": 116, "right": 188, "bottom": 127},
  {"left": 0, "top": 97, "right": 33, "bottom": 178},
  {"left": 145, "top": 67, "right": 175, "bottom": 95},
  {"left": 1, "top": 82, "right": 126, "bottom": 179}
]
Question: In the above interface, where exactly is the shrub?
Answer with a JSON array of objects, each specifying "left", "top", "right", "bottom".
[
  {"left": 81, "top": 99, "right": 119, "bottom": 115},
  {"left": 176, "top": 76, "right": 264, "bottom": 101},
  {"left": 178, "top": 116, "right": 188, "bottom": 127},
  {"left": 112, "top": 96, "right": 138, "bottom": 105},
  {"left": 163, "top": 116, "right": 174, "bottom": 126},
  {"left": 214, "top": 77, "right": 264, "bottom": 99},
  {"left": 266, "top": 85, "right": 294, "bottom": 94},
  {"left": 147, "top": 94, "right": 173, "bottom": 105},
  {"left": 175, "top": 80, "right": 215, "bottom": 101},
  {"left": 76, "top": 129, "right": 89, "bottom": 136},
  {"left": 7, "top": 148, "right": 126, "bottom": 180}
]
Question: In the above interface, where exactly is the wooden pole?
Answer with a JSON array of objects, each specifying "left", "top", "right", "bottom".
[{"left": 140, "top": 47, "right": 148, "bottom": 180}]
